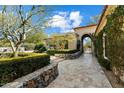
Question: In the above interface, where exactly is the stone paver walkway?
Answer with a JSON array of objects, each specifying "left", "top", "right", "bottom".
[
  {"left": 50, "top": 56, "right": 65, "bottom": 63},
  {"left": 47, "top": 53, "right": 112, "bottom": 88}
]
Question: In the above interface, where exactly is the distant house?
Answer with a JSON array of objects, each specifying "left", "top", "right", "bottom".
[
  {"left": 43, "top": 32, "right": 77, "bottom": 50},
  {"left": 73, "top": 24, "right": 97, "bottom": 52},
  {"left": 44, "top": 25, "right": 97, "bottom": 51}
]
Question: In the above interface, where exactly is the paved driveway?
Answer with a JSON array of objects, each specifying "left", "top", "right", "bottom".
[{"left": 47, "top": 53, "right": 112, "bottom": 88}]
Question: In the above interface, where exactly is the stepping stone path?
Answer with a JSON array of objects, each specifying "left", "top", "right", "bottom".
[{"left": 48, "top": 53, "right": 112, "bottom": 88}]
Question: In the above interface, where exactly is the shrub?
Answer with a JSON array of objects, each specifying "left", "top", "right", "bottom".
[
  {"left": 22, "top": 43, "right": 35, "bottom": 50},
  {"left": 0, "top": 53, "right": 13, "bottom": 58},
  {"left": 97, "top": 57, "right": 111, "bottom": 70},
  {"left": 34, "top": 43, "right": 47, "bottom": 53},
  {"left": 0, "top": 52, "right": 29, "bottom": 58},
  {"left": 95, "top": 6, "right": 124, "bottom": 74},
  {"left": 94, "top": 31, "right": 111, "bottom": 70},
  {"left": 97, "top": 6, "right": 124, "bottom": 81},
  {"left": 77, "top": 40, "right": 80, "bottom": 50},
  {"left": 47, "top": 49, "right": 79, "bottom": 55},
  {"left": 0, "top": 53, "right": 50, "bottom": 86}
]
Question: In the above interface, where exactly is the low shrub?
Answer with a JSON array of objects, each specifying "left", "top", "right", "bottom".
[
  {"left": 0, "top": 53, "right": 13, "bottom": 58},
  {"left": 34, "top": 43, "right": 47, "bottom": 53},
  {"left": 22, "top": 43, "right": 35, "bottom": 50},
  {"left": 47, "top": 49, "right": 79, "bottom": 55},
  {"left": 0, "top": 52, "right": 29, "bottom": 58},
  {"left": 94, "top": 31, "right": 111, "bottom": 70},
  {"left": 97, "top": 56, "right": 111, "bottom": 70},
  {"left": 0, "top": 53, "right": 50, "bottom": 86}
]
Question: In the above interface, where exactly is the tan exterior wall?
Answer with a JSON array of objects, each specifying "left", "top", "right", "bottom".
[
  {"left": 68, "top": 39, "right": 77, "bottom": 50},
  {"left": 74, "top": 26, "right": 97, "bottom": 40},
  {"left": 95, "top": 5, "right": 117, "bottom": 36},
  {"left": 44, "top": 32, "right": 77, "bottom": 50}
]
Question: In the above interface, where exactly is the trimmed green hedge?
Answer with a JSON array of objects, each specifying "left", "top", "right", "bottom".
[
  {"left": 34, "top": 43, "right": 47, "bottom": 53},
  {"left": 99, "top": 6, "right": 124, "bottom": 81},
  {"left": 0, "top": 52, "right": 34, "bottom": 58},
  {"left": 0, "top": 53, "right": 50, "bottom": 86},
  {"left": 97, "top": 57, "right": 111, "bottom": 70},
  {"left": 47, "top": 49, "right": 79, "bottom": 55},
  {"left": 94, "top": 6, "right": 124, "bottom": 71}
]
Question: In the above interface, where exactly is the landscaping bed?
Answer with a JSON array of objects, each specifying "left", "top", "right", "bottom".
[
  {"left": 0, "top": 53, "right": 50, "bottom": 86},
  {"left": 55, "top": 51, "right": 82, "bottom": 59},
  {"left": 47, "top": 49, "right": 81, "bottom": 59},
  {"left": 102, "top": 67, "right": 124, "bottom": 88},
  {"left": 47, "top": 49, "right": 79, "bottom": 55}
]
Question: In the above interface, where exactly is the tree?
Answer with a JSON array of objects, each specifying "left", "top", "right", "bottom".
[
  {"left": 47, "top": 33, "right": 76, "bottom": 49},
  {"left": 0, "top": 5, "right": 47, "bottom": 57},
  {"left": 26, "top": 30, "right": 48, "bottom": 44},
  {"left": 87, "top": 15, "right": 101, "bottom": 25}
]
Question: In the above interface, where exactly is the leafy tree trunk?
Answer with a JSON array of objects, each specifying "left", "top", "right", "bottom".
[
  {"left": 13, "top": 51, "right": 18, "bottom": 57},
  {"left": 8, "top": 39, "right": 22, "bottom": 57},
  {"left": 0, "top": 5, "right": 48, "bottom": 58},
  {"left": 13, "top": 45, "right": 21, "bottom": 57}
]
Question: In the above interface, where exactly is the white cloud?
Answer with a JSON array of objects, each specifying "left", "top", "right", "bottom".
[
  {"left": 58, "top": 12, "right": 67, "bottom": 17},
  {"left": 70, "top": 11, "right": 83, "bottom": 27},
  {"left": 60, "top": 29, "right": 74, "bottom": 33},
  {"left": 48, "top": 11, "right": 83, "bottom": 33},
  {"left": 48, "top": 14, "right": 70, "bottom": 30}
]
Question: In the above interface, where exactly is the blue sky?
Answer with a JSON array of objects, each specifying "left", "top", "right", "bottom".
[
  {"left": 45, "top": 5, "right": 104, "bottom": 35},
  {"left": 0, "top": 5, "right": 104, "bottom": 36}
]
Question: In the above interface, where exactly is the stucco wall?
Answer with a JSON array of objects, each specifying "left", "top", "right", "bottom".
[
  {"left": 68, "top": 39, "right": 77, "bottom": 50},
  {"left": 74, "top": 26, "right": 97, "bottom": 40},
  {"left": 95, "top": 5, "right": 117, "bottom": 36}
]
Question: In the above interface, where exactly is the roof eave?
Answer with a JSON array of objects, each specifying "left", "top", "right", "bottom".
[
  {"left": 73, "top": 24, "right": 97, "bottom": 31},
  {"left": 94, "top": 5, "right": 108, "bottom": 36}
]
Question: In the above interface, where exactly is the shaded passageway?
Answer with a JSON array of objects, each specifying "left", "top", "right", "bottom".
[{"left": 82, "top": 36, "right": 92, "bottom": 54}]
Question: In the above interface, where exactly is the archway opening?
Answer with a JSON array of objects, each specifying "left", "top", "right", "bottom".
[{"left": 81, "top": 34, "right": 93, "bottom": 54}]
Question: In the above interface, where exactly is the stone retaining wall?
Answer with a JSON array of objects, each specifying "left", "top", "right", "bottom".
[
  {"left": 1, "top": 63, "right": 58, "bottom": 88},
  {"left": 55, "top": 51, "right": 82, "bottom": 59}
]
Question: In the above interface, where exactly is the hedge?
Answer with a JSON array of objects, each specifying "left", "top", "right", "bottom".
[
  {"left": 94, "top": 31, "right": 111, "bottom": 70},
  {"left": 47, "top": 49, "right": 79, "bottom": 55},
  {"left": 98, "top": 6, "right": 124, "bottom": 81},
  {"left": 97, "top": 56, "right": 111, "bottom": 70},
  {"left": 34, "top": 43, "right": 47, "bottom": 53},
  {"left": 94, "top": 6, "right": 124, "bottom": 72},
  {"left": 0, "top": 52, "right": 33, "bottom": 58},
  {"left": 0, "top": 53, "right": 50, "bottom": 86}
]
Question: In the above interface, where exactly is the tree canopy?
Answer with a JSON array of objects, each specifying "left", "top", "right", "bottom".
[
  {"left": 0, "top": 5, "right": 50, "bottom": 57},
  {"left": 87, "top": 15, "right": 101, "bottom": 25}
]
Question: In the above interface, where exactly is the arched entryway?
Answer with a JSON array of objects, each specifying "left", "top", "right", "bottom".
[{"left": 81, "top": 34, "right": 94, "bottom": 54}]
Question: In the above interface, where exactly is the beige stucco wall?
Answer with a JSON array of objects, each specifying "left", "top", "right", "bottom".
[
  {"left": 67, "top": 26, "right": 97, "bottom": 50},
  {"left": 44, "top": 32, "right": 77, "bottom": 50},
  {"left": 68, "top": 39, "right": 77, "bottom": 50},
  {"left": 74, "top": 26, "right": 97, "bottom": 40},
  {"left": 95, "top": 5, "right": 117, "bottom": 36},
  {"left": 44, "top": 25, "right": 97, "bottom": 50},
  {"left": 94, "top": 5, "right": 117, "bottom": 59}
]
